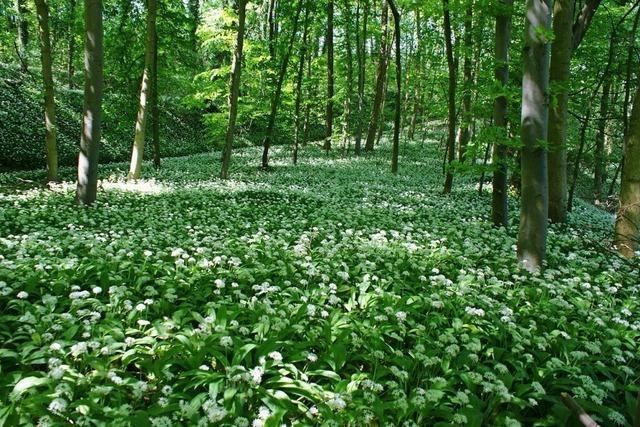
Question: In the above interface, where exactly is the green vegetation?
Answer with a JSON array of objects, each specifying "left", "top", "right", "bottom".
[{"left": 1, "top": 142, "right": 638, "bottom": 426}]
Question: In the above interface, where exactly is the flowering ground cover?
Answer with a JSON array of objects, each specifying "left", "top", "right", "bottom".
[{"left": 0, "top": 142, "right": 638, "bottom": 426}]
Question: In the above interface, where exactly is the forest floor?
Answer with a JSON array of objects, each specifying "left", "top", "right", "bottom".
[{"left": 0, "top": 138, "right": 638, "bottom": 426}]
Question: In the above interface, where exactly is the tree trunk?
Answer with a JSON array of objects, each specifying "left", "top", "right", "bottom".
[
  {"left": 376, "top": 56, "right": 391, "bottom": 146},
  {"left": 341, "top": 0, "right": 354, "bottom": 152},
  {"left": 408, "top": 8, "right": 421, "bottom": 141},
  {"left": 15, "top": 0, "right": 29, "bottom": 73},
  {"left": 568, "top": 108, "right": 590, "bottom": 213},
  {"left": 491, "top": 0, "right": 513, "bottom": 227},
  {"left": 303, "top": 43, "right": 314, "bottom": 142},
  {"left": 546, "top": 0, "right": 573, "bottom": 223},
  {"left": 388, "top": 0, "right": 400, "bottom": 174},
  {"left": 220, "top": 1, "right": 247, "bottom": 178},
  {"left": 594, "top": 35, "right": 615, "bottom": 201},
  {"left": 293, "top": 2, "right": 311, "bottom": 165},
  {"left": 354, "top": 0, "right": 368, "bottom": 155},
  {"left": 442, "top": 0, "right": 457, "bottom": 194},
  {"left": 457, "top": 1, "right": 473, "bottom": 163},
  {"left": 152, "top": 21, "right": 160, "bottom": 169},
  {"left": 76, "top": 0, "right": 103, "bottom": 205},
  {"left": 516, "top": 0, "right": 552, "bottom": 272},
  {"left": 188, "top": 0, "right": 200, "bottom": 52},
  {"left": 261, "top": 0, "right": 303, "bottom": 169},
  {"left": 364, "top": 0, "right": 389, "bottom": 152},
  {"left": 615, "top": 85, "right": 640, "bottom": 258},
  {"left": 67, "top": 0, "right": 77, "bottom": 89},
  {"left": 572, "top": 0, "right": 602, "bottom": 51},
  {"left": 34, "top": 0, "right": 58, "bottom": 182},
  {"left": 324, "top": 0, "right": 335, "bottom": 151},
  {"left": 127, "top": 0, "right": 157, "bottom": 180}
]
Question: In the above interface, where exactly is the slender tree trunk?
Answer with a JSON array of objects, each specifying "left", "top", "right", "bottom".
[
  {"left": 220, "top": 1, "right": 247, "bottom": 178},
  {"left": 408, "top": 8, "right": 422, "bottom": 141},
  {"left": 34, "top": 0, "right": 58, "bottom": 182},
  {"left": 261, "top": 0, "right": 303, "bottom": 169},
  {"left": 324, "top": 0, "right": 335, "bottom": 151},
  {"left": 442, "top": 0, "right": 457, "bottom": 194},
  {"left": 568, "top": 108, "right": 590, "bottom": 213},
  {"left": 268, "top": 0, "right": 277, "bottom": 62},
  {"left": 616, "top": 85, "right": 640, "bottom": 258},
  {"left": 151, "top": 22, "right": 160, "bottom": 169},
  {"left": 594, "top": 34, "right": 615, "bottom": 201},
  {"left": 341, "top": 0, "right": 354, "bottom": 152},
  {"left": 293, "top": 1, "right": 310, "bottom": 165},
  {"left": 354, "top": 0, "right": 368, "bottom": 155},
  {"left": 457, "top": 1, "right": 473, "bottom": 163},
  {"left": 516, "top": 0, "right": 552, "bottom": 272},
  {"left": 376, "top": 56, "right": 391, "bottom": 146},
  {"left": 15, "top": 0, "right": 29, "bottom": 73},
  {"left": 388, "top": 0, "right": 400, "bottom": 174},
  {"left": 491, "top": 0, "right": 513, "bottom": 227},
  {"left": 303, "top": 45, "right": 313, "bottom": 142},
  {"left": 76, "top": 0, "right": 103, "bottom": 205},
  {"left": 546, "top": 0, "right": 573, "bottom": 223},
  {"left": 572, "top": 0, "right": 602, "bottom": 51},
  {"left": 364, "top": 1, "right": 389, "bottom": 151},
  {"left": 127, "top": 0, "right": 157, "bottom": 180},
  {"left": 67, "top": 0, "right": 77, "bottom": 89}
]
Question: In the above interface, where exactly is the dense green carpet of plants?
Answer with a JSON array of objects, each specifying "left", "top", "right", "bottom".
[{"left": 0, "top": 141, "right": 638, "bottom": 427}]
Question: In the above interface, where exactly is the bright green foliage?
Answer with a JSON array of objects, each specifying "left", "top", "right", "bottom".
[{"left": 1, "top": 141, "right": 638, "bottom": 426}]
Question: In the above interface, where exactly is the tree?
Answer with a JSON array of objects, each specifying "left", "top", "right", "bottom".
[
  {"left": 221, "top": 0, "right": 248, "bottom": 179},
  {"left": 354, "top": 0, "right": 369, "bottom": 155},
  {"left": 127, "top": 0, "right": 157, "bottom": 180},
  {"left": 516, "top": 0, "right": 552, "bottom": 271},
  {"left": 76, "top": 0, "right": 104, "bottom": 205},
  {"left": 261, "top": 0, "right": 304, "bottom": 169},
  {"left": 15, "top": 0, "right": 29, "bottom": 73},
  {"left": 324, "top": 0, "right": 335, "bottom": 151},
  {"left": 491, "top": 0, "right": 513, "bottom": 227},
  {"left": 457, "top": 1, "right": 473, "bottom": 163},
  {"left": 615, "top": 84, "right": 640, "bottom": 258},
  {"left": 341, "top": 0, "right": 354, "bottom": 152},
  {"left": 442, "top": 0, "right": 457, "bottom": 194},
  {"left": 388, "top": 0, "right": 400, "bottom": 174},
  {"left": 34, "top": 0, "right": 58, "bottom": 182},
  {"left": 364, "top": 0, "right": 389, "bottom": 152},
  {"left": 67, "top": 0, "right": 77, "bottom": 89}
]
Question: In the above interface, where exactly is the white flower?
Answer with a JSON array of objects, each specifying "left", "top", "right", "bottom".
[
  {"left": 268, "top": 351, "right": 282, "bottom": 362},
  {"left": 396, "top": 311, "right": 407, "bottom": 322},
  {"left": 49, "top": 343, "right": 62, "bottom": 352},
  {"left": 465, "top": 306, "right": 485, "bottom": 317},
  {"left": 220, "top": 336, "right": 233, "bottom": 347},
  {"left": 17, "top": 291, "right": 28, "bottom": 299},
  {"left": 70, "top": 342, "right": 88, "bottom": 357},
  {"left": 135, "top": 303, "right": 146, "bottom": 312},
  {"left": 327, "top": 396, "right": 347, "bottom": 411},
  {"left": 307, "top": 352, "right": 318, "bottom": 362},
  {"left": 137, "top": 319, "right": 150, "bottom": 326},
  {"left": 215, "top": 279, "right": 226, "bottom": 288},
  {"left": 249, "top": 366, "right": 263, "bottom": 384},
  {"left": 48, "top": 398, "right": 68, "bottom": 413},
  {"left": 92, "top": 286, "right": 102, "bottom": 294}
]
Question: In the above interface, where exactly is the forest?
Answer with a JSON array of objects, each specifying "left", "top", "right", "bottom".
[{"left": 0, "top": 0, "right": 639, "bottom": 425}]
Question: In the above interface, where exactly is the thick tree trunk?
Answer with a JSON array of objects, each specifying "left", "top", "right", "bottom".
[
  {"left": 76, "top": 0, "right": 103, "bottom": 205},
  {"left": 127, "top": 0, "right": 157, "bottom": 180},
  {"left": 457, "top": 2, "right": 473, "bottom": 163},
  {"left": 293, "top": 2, "right": 310, "bottom": 165},
  {"left": 546, "top": 0, "right": 573, "bottom": 223},
  {"left": 354, "top": 0, "right": 368, "bottom": 155},
  {"left": 324, "top": 0, "right": 335, "bottom": 151},
  {"left": 516, "top": 0, "right": 552, "bottom": 272},
  {"left": 388, "top": 0, "right": 400, "bottom": 174},
  {"left": 261, "top": 0, "right": 303, "bottom": 169},
  {"left": 616, "top": 85, "right": 640, "bottom": 258},
  {"left": 220, "top": 0, "right": 247, "bottom": 179},
  {"left": 491, "top": 0, "right": 513, "bottom": 227},
  {"left": 34, "top": 0, "right": 58, "bottom": 182},
  {"left": 341, "top": 0, "right": 354, "bottom": 152},
  {"left": 67, "top": 0, "right": 76, "bottom": 89},
  {"left": 15, "top": 0, "right": 29, "bottom": 73},
  {"left": 442, "top": 0, "right": 457, "bottom": 194},
  {"left": 364, "top": 1, "right": 389, "bottom": 152}
]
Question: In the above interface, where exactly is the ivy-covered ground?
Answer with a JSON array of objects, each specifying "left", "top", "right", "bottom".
[{"left": 0, "top": 141, "right": 638, "bottom": 427}]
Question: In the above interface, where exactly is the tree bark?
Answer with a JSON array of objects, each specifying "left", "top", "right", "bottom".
[
  {"left": 442, "top": 0, "right": 457, "bottom": 194},
  {"left": 594, "top": 34, "right": 615, "bottom": 201},
  {"left": 388, "top": 0, "right": 400, "bottom": 174},
  {"left": 324, "top": 0, "right": 335, "bottom": 151},
  {"left": 127, "top": 0, "right": 157, "bottom": 180},
  {"left": 261, "top": 0, "right": 303, "bottom": 169},
  {"left": 341, "top": 0, "right": 354, "bottom": 152},
  {"left": 34, "top": 0, "right": 58, "bottom": 182},
  {"left": 67, "top": 0, "right": 77, "bottom": 89},
  {"left": 408, "top": 8, "right": 421, "bottom": 141},
  {"left": 491, "top": 0, "right": 513, "bottom": 227},
  {"left": 15, "top": 0, "right": 29, "bottom": 73},
  {"left": 364, "top": 1, "right": 389, "bottom": 152},
  {"left": 151, "top": 20, "right": 160, "bottom": 169},
  {"left": 616, "top": 85, "right": 640, "bottom": 258},
  {"left": 568, "top": 108, "right": 590, "bottom": 213},
  {"left": 572, "top": 0, "right": 602, "bottom": 51},
  {"left": 457, "top": 1, "right": 473, "bottom": 163},
  {"left": 76, "top": 0, "right": 103, "bottom": 205},
  {"left": 220, "top": 0, "right": 247, "bottom": 179},
  {"left": 546, "top": 0, "right": 573, "bottom": 223},
  {"left": 354, "top": 0, "right": 369, "bottom": 155},
  {"left": 516, "top": 0, "right": 552, "bottom": 272},
  {"left": 293, "top": 2, "right": 311, "bottom": 165}
]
